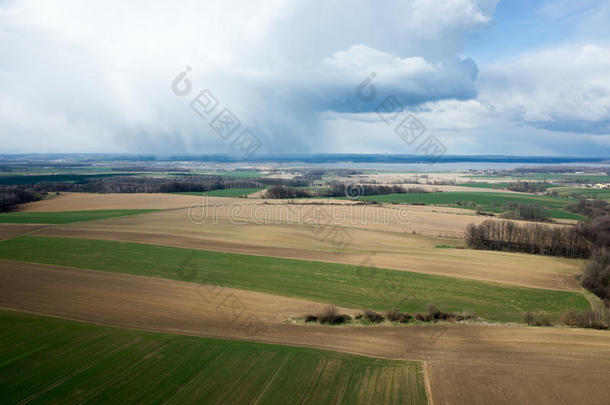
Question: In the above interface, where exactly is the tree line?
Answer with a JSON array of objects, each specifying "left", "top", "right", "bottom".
[
  {"left": 0, "top": 175, "right": 313, "bottom": 211},
  {"left": 465, "top": 220, "right": 591, "bottom": 258},
  {"left": 0, "top": 187, "right": 41, "bottom": 212},
  {"left": 264, "top": 184, "right": 429, "bottom": 199},
  {"left": 466, "top": 215, "right": 610, "bottom": 306}
]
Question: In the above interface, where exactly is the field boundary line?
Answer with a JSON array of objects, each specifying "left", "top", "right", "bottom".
[{"left": 422, "top": 360, "right": 435, "bottom": 405}]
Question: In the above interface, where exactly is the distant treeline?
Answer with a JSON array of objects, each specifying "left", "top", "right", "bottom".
[
  {"left": 0, "top": 175, "right": 315, "bottom": 211},
  {"left": 505, "top": 182, "right": 548, "bottom": 193},
  {"left": 263, "top": 184, "right": 428, "bottom": 199},
  {"left": 0, "top": 187, "right": 41, "bottom": 212}
]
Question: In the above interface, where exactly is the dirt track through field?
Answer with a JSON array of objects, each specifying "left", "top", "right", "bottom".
[
  {"left": 0, "top": 224, "right": 48, "bottom": 240},
  {"left": 1, "top": 260, "right": 609, "bottom": 405}
]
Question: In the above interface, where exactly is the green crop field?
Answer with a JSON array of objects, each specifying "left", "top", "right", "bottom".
[
  {"left": 356, "top": 192, "right": 583, "bottom": 220},
  {"left": 175, "top": 188, "right": 263, "bottom": 197},
  {"left": 550, "top": 187, "right": 610, "bottom": 200},
  {"left": 0, "top": 210, "right": 156, "bottom": 224},
  {"left": 0, "top": 236, "right": 590, "bottom": 322},
  {"left": 359, "top": 191, "right": 568, "bottom": 207},
  {"left": 0, "top": 310, "right": 427, "bottom": 405}
]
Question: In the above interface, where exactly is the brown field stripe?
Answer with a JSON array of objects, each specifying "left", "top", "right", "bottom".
[{"left": 422, "top": 361, "right": 434, "bottom": 405}]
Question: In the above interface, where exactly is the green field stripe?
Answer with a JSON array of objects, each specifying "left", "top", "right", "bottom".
[
  {"left": 0, "top": 209, "right": 157, "bottom": 224},
  {"left": 0, "top": 235, "right": 590, "bottom": 322},
  {"left": 359, "top": 191, "right": 569, "bottom": 207},
  {"left": 0, "top": 310, "right": 427, "bottom": 405},
  {"left": 354, "top": 191, "right": 583, "bottom": 220}
]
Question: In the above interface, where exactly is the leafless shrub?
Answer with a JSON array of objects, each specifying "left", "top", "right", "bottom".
[
  {"left": 317, "top": 305, "right": 352, "bottom": 325},
  {"left": 427, "top": 304, "right": 441, "bottom": 320},
  {"left": 386, "top": 308, "right": 401, "bottom": 322},
  {"left": 415, "top": 313, "right": 431, "bottom": 322},
  {"left": 304, "top": 314, "right": 318, "bottom": 323},
  {"left": 398, "top": 313, "right": 413, "bottom": 323}
]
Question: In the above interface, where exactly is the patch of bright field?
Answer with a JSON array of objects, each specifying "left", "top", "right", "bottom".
[
  {"left": 0, "top": 310, "right": 427, "bottom": 405},
  {"left": 550, "top": 187, "right": 610, "bottom": 201},
  {"left": 0, "top": 210, "right": 157, "bottom": 224},
  {"left": 0, "top": 236, "right": 590, "bottom": 322},
  {"left": 357, "top": 192, "right": 583, "bottom": 220}
]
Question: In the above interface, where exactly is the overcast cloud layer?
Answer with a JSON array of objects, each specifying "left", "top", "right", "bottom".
[{"left": 1, "top": 0, "right": 609, "bottom": 156}]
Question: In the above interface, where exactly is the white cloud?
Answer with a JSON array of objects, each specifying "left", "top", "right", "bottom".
[
  {"left": 481, "top": 44, "right": 610, "bottom": 132},
  {"left": 0, "top": 0, "right": 501, "bottom": 154}
]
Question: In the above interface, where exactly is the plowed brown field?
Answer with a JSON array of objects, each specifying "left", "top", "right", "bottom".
[{"left": 1, "top": 261, "right": 608, "bottom": 405}]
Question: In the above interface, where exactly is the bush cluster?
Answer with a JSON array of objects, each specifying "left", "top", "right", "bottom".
[
  {"left": 306, "top": 305, "right": 475, "bottom": 326},
  {"left": 500, "top": 202, "right": 549, "bottom": 222},
  {"left": 523, "top": 311, "right": 553, "bottom": 326},
  {"left": 304, "top": 305, "right": 352, "bottom": 325}
]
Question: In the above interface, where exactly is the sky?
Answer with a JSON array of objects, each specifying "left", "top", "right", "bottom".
[{"left": 1, "top": 0, "right": 609, "bottom": 157}]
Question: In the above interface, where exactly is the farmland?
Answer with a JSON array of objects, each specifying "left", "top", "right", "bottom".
[
  {"left": 4, "top": 0, "right": 610, "bottom": 401},
  {"left": 1, "top": 261, "right": 609, "bottom": 405},
  {"left": 0, "top": 235, "right": 590, "bottom": 322},
  {"left": 0, "top": 310, "right": 426, "bottom": 405},
  {"left": 1, "top": 165, "right": 609, "bottom": 405},
  {"left": 357, "top": 191, "right": 583, "bottom": 219},
  {"left": 466, "top": 173, "right": 610, "bottom": 183},
  {"left": 20, "top": 197, "right": 585, "bottom": 291},
  {"left": 550, "top": 187, "right": 610, "bottom": 201},
  {"left": 0, "top": 209, "right": 156, "bottom": 224}
]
